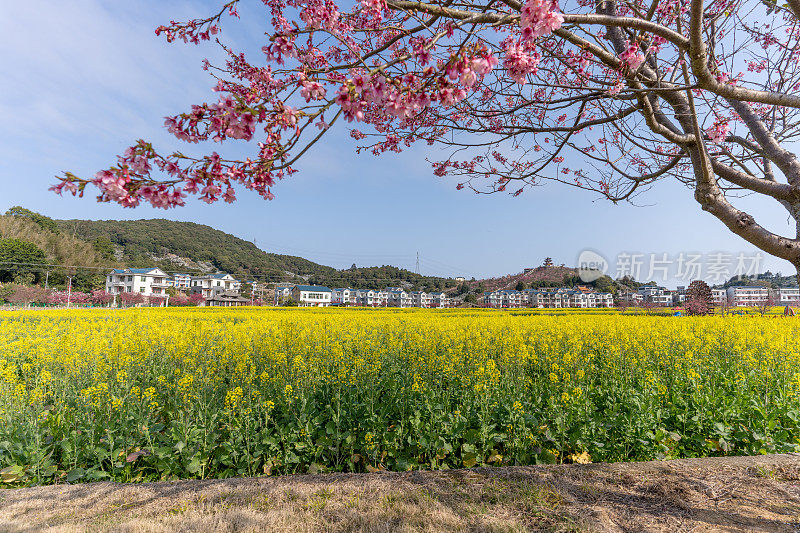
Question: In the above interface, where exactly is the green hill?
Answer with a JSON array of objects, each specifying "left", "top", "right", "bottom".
[
  {"left": 0, "top": 208, "right": 112, "bottom": 290},
  {"left": 54, "top": 218, "right": 455, "bottom": 289},
  {"left": 56, "top": 218, "right": 336, "bottom": 282}
]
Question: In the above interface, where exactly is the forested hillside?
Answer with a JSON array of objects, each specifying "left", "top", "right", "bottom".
[
  {"left": 55, "top": 217, "right": 454, "bottom": 289},
  {"left": 57, "top": 218, "right": 336, "bottom": 282},
  {"left": 0, "top": 207, "right": 111, "bottom": 290}
]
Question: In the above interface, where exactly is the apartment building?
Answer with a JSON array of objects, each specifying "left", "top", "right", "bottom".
[
  {"left": 485, "top": 287, "right": 614, "bottom": 309},
  {"left": 726, "top": 286, "right": 771, "bottom": 307},
  {"left": 779, "top": 287, "right": 800, "bottom": 306},
  {"left": 106, "top": 268, "right": 170, "bottom": 297}
]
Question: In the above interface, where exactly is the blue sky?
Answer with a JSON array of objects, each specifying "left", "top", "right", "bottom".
[{"left": 1, "top": 0, "right": 796, "bottom": 286}]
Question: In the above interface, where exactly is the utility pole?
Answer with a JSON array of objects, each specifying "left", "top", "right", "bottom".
[
  {"left": 66, "top": 276, "right": 73, "bottom": 308},
  {"left": 415, "top": 252, "right": 420, "bottom": 275}
]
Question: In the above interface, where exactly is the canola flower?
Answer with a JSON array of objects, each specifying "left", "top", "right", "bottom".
[{"left": 1, "top": 307, "right": 799, "bottom": 485}]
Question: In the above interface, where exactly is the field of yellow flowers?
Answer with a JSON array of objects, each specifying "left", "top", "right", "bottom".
[{"left": 1, "top": 307, "right": 799, "bottom": 485}]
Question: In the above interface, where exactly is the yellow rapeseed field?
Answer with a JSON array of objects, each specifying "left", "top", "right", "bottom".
[{"left": 1, "top": 307, "right": 799, "bottom": 485}]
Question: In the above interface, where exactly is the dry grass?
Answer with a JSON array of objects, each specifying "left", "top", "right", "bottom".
[{"left": 2, "top": 454, "right": 800, "bottom": 532}]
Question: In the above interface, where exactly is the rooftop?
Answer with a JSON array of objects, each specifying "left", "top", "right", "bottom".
[{"left": 295, "top": 285, "right": 332, "bottom": 292}]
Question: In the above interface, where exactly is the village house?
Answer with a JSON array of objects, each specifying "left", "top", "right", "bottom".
[
  {"left": 353, "top": 289, "right": 389, "bottom": 307},
  {"left": 190, "top": 272, "right": 241, "bottom": 299},
  {"left": 485, "top": 287, "right": 614, "bottom": 309},
  {"left": 409, "top": 291, "right": 432, "bottom": 308},
  {"left": 638, "top": 286, "right": 673, "bottom": 306},
  {"left": 292, "top": 285, "right": 332, "bottom": 307},
  {"left": 711, "top": 288, "right": 728, "bottom": 306},
  {"left": 353, "top": 289, "right": 376, "bottom": 307},
  {"left": 386, "top": 287, "right": 412, "bottom": 307},
  {"left": 168, "top": 273, "right": 192, "bottom": 290},
  {"left": 429, "top": 291, "right": 450, "bottom": 308},
  {"left": 331, "top": 288, "right": 354, "bottom": 306},
  {"left": 204, "top": 290, "right": 249, "bottom": 307},
  {"left": 106, "top": 268, "right": 170, "bottom": 297}
]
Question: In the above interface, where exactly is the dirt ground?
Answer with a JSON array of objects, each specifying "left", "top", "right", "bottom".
[{"left": 2, "top": 453, "right": 800, "bottom": 532}]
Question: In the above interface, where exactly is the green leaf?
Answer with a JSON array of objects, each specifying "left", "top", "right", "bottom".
[
  {"left": 462, "top": 452, "right": 477, "bottom": 468},
  {"left": 0, "top": 465, "right": 24, "bottom": 483},
  {"left": 186, "top": 458, "right": 202, "bottom": 474},
  {"left": 66, "top": 467, "right": 85, "bottom": 483}
]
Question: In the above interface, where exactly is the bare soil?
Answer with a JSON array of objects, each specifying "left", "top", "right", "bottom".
[{"left": 2, "top": 454, "right": 800, "bottom": 532}]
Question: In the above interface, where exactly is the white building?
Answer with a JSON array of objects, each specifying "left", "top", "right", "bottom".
[
  {"left": 638, "top": 286, "right": 673, "bottom": 306},
  {"left": 386, "top": 287, "right": 412, "bottom": 307},
  {"left": 191, "top": 272, "right": 240, "bottom": 299},
  {"left": 352, "top": 289, "right": 389, "bottom": 307},
  {"left": 409, "top": 291, "right": 432, "bottom": 308},
  {"left": 484, "top": 288, "right": 614, "bottom": 309},
  {"left": 429, "top": 292, "right": 450, "bottom": 308},
  {"left": 778, "top": 287, "right": 800, "bottom": 306},
  {"left": 331, "top": 288, "right": 355, "bottom": 306},
  {"left": 274, "top": 284, "right": 293, "bottom": 305},
  {"left": 726, "top": 286, "right": 771, "bottom": 307},
  {"left": 674, "top": 286, "right": 687, "bottom": 304},
  {"left": 292, "top": 285, "right": 332, "bottom": 307},
  {"left": 170, "top": 273, "right": 192, "bottom": 290},
  {"left": 593, "top": 293, "right": 615, "bottom": 308},
  {"left": 711, "top": 288, "right": 728, "bottom": 306},
  {"left": 106, "top": 268, "right": 170, "bottom": 297},
  {"left": 374, "top": 289, "right": 389, "bottom": 307}
]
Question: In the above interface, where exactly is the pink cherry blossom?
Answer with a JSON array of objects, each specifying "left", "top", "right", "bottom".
[
  {"left": 707, "top": 120, "right": 730, "bottom": 144},
  {"left": 619, "top": 40, "right": 645, "bottom": 71}
]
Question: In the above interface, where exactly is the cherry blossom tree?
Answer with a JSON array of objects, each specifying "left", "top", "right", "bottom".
[
  {"left": 90, "top": 289, "right": 114, "bottom": 306},
  {"left": 54, "top": 0, "right": 800, "bottom": 278},
  {"left": 685, "top": 279, "right": 714, "bottom": 315},
  {"left": 120, "top": 292, "right": 146, "bottom": 307}
]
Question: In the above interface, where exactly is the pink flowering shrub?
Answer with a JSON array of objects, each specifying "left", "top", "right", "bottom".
[
  {"left": 90, "top": 290, "right": 114, "bottom": 306},
  {"left": 5, "top": 285, "right": 49, "bottom": 306},
  {"left": 47, "top": 291, "right": 90, "bottom": 305},
  {"left": 119, "top": 292, "right": 146, "bottom": 307},
  {"left": 169, "top": 293, "right": 190, "bottom": 306},
  {"left": 148, "top": 295, "right": 167, "bottom": 307}
]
